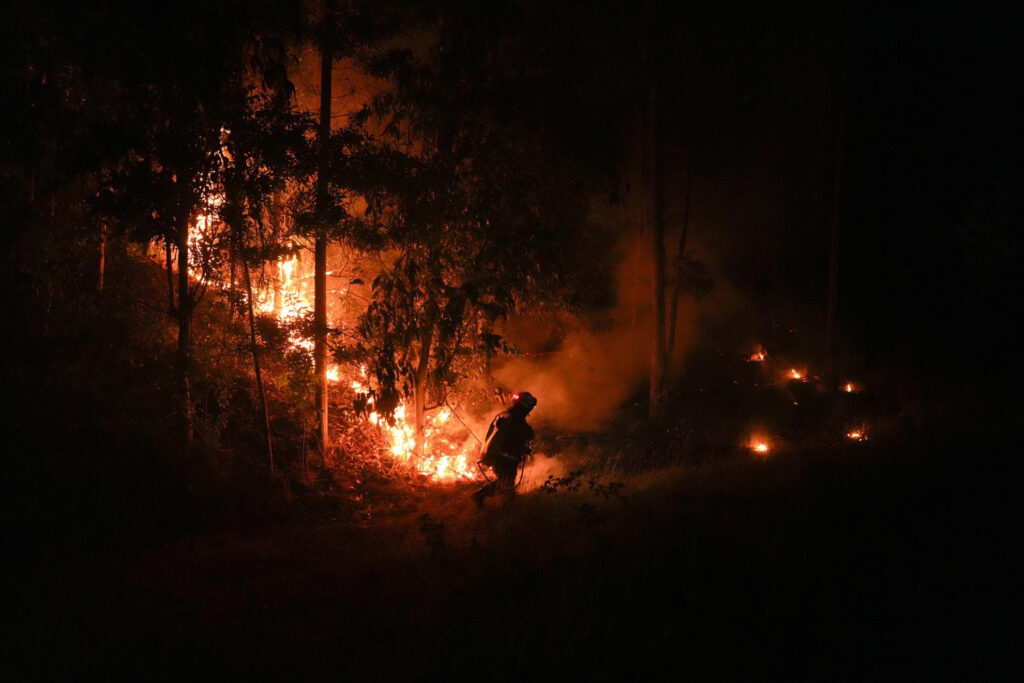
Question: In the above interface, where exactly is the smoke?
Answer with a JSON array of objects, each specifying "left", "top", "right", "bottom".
[
  {"left": 518, "top": 452, "right": 568, "bottom": 491},
  {"left": 492, "top": 235, "right": 705, "bottom": 432}
]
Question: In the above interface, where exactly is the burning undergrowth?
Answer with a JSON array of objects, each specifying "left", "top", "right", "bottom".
[
  {"left": 155, "top": 177, "right": 893, "bottom": 496},
  {"left": 328, "top": 378, "right": 487, "bottom": 483}
]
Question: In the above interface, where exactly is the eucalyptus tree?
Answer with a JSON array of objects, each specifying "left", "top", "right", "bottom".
[
  {"left": 95, "top": 0, "right": 304, "bottom": 446},
  {"left": 219, "top": 85, "right": 310, "bottom": 475},
  {"left": 348, "top": 0, "right": 623, "bottom": 447},
  {"left": 302, "top": 0, "right": 404, "bottom": 457}
]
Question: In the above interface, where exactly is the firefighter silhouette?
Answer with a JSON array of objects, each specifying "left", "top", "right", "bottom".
[{"left": 472, "top": 391, "right": 537, "bottom": 507}]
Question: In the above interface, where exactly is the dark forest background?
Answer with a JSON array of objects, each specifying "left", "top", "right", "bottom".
[{"left": 1, "top": 0, "right": 1017, "bottom": 678}]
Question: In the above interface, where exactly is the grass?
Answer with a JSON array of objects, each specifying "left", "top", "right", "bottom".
[
  {"left": 11, "top": 410, "right": 1010, "bottom": 681},
  {"left": 4, "top": 250, "right": 1010, "bottom": 680}
]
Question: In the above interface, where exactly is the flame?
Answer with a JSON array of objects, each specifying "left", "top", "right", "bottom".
[
  {"left": 846, "top": 428, "right": 868, "bottom": 441},
  {"left": 178, "top": 195, "right": 224, "bottom": 283},
  {"left": 748, "top": 434, "right": 771, "bottom": 457},
  {"left": 748, "top": 346, "right": 767, "bottom": 362},
  {"left": 789, "top": 369, "right": 802, "bottom": 380},
  {"left": 176, "top": 208, "right": 479, "bottom": 484},
  {"left": 350, "top": 370, "right": 477, "bottom": 481},
  {"left": 254, "top": 253, "right": 314, "bottom": 352}
]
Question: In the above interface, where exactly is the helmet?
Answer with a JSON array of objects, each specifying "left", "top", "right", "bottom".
[{"left": 512, "top": 391, "right": 538, "bottom": 411}]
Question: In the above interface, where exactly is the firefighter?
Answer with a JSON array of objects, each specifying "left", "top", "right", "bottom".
[{"left": 472, "top": 391, "right": 537, "bottom": 508}]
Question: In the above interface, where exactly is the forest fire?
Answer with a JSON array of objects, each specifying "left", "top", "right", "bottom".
[
  {"left": 180, "top": 208, "right": 482, "bottom": 482},
  {"left": 254, "top": 253, "right": 317, "bottom": 352},
  {"left": 350, "top": 370, "right": 477, "bottom": 481},
  {"left": 12, "top": 1, "right": 1001, "bottom": 676}
]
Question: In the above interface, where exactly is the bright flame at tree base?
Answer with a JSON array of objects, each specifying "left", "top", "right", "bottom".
[
  {"left": 173, "top": 188, "right": 483, "bottom": 484},
  {"left": 350, "top": 372, "right": 478, "bottom": 482}
]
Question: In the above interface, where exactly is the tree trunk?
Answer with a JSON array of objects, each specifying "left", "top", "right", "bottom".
[
  {"left": 314, "top": 0, "right": 333, "bottom": 458},
  {"left": 644, "top": 0, "right": 667, "bottom": 418},
  {"left": 825, "top": 43, "right": 847, "bottom": 385},
  {"left": 176, "top": 219, "right": 194, "bottom": 447},
  {"left": 98, "top": 223, "right": 107, "bottom": 293},
  {"left": 228, "top": 251, "right": 237, "bottom": 323},
  {"left": 666, "top": 164, "right": 691, "bottom": 367},
  {"left": 165, "top": 239, "right": 176, "bottom": 318},
  {"left": 243, "top": 256, "right": 275, "bottom": 476},
  {"left": 314, "top": 238, "right": 328, "bottom": 455},
  {"left": 413, "top": 323, "right": 435, "bottom": 457},
  {"left": 481, "top": 320, "right": 493, "bottom": 383}
]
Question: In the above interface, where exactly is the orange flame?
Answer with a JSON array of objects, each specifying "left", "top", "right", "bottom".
[
  {"left": 351, "top": 370, "right": 477, "bottom": 481},
  {"left": 176, "top": 211, "right": 480, "bottom": 483},
  {"left": 748, "top": 434, "right": 771, "bottom": 457}
]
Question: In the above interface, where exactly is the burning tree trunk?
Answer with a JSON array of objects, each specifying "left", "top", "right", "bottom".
[
  {"left": 314, "top": 0, "right": 333, "bottom": 458},
  {"left": 413, "top": 322, "right": 435, "bottom": 457}
]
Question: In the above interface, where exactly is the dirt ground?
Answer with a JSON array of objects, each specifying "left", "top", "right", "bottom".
[{"left": 11, "top": 428, "right": 1010, "bottom": 682}]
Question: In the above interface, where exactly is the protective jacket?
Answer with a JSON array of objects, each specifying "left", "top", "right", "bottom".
[{"left": 480, "top": 407, "right": 534, "bottom": 468}]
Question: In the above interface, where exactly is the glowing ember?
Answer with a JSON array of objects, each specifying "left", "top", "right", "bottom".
[
  {"left": 842, "top": 381, "right": 862, "bottom": 393},
  {"left": 748, "top": 435, "right": 771, "bottom": 456},
  {"left": 846, "top": 429, "right": 868, "bottom": 441},
  {"left": 748, "top": 347, "right": 767, "bottom": 362},
  {"left": 789, "top": 369, "right": 803, "bottom": 380}
]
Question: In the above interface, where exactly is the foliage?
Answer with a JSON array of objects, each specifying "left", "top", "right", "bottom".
[
  {"left": 344, "top": 0, "right": 624, "bottom": 417},
  {"left": 540, "top": 470, "right": 626, "bottom": 501},
  {"left": 2, "top": 0, "right": 631, "bottom": 470}
]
